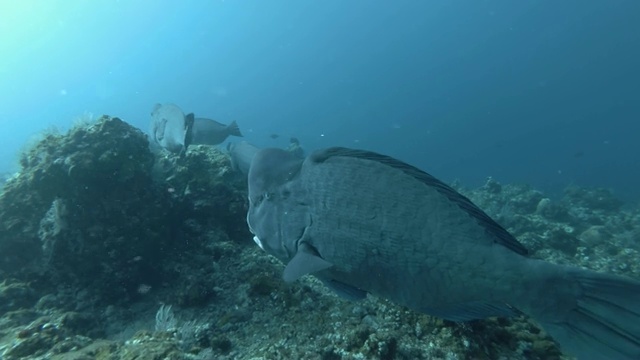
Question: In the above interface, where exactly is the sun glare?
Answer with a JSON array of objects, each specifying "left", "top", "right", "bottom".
[{"left": 0, "top": 2, "right": 63, "bottom": 53}]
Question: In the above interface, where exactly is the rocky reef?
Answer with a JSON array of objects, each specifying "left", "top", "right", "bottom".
[{"left": 0, "top": 117, "right": 638, "bottom": 359}]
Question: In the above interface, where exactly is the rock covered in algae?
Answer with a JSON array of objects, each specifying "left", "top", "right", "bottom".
[
  {"left": 0, "top": 115, "right": 250, "bottom": 359},
  {"left": 0, "top": 117, "right": 173, "bottom": 303}
]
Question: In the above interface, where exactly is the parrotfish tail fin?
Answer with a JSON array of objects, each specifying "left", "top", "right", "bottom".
[
  {"left": 539, "top": 269, "right": 640, "bottom": 360},
  {"left": 227, "top": 120, "right": 243, "bottom": 137}
]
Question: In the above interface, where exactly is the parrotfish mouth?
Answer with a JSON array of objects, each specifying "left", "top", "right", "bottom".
[
  {"left": 253, "top": 235, "right": 264, "bottom": 250},
  {"left": 247, "top": 212, "right": 263, "bottom": 250}
]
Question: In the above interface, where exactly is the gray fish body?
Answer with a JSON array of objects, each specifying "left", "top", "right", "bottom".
[
  {"left": 191, "top": 118, "right": 242, "bottom": 146},
  {"left": 150, "top": 103, "right": 193, "bottom": 153},
  {"left": 248, "top": 148, "right": 529, "bottom": 313},
  {"left": 247, "top": 147, "right": 640, "bottom": 360},
  {"left": 227, "top": 141, "right": 260, "bottom": 175}
]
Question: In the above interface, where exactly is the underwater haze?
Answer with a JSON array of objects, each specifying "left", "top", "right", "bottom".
[{"left": 1, "top": 0, "right": 639, "bottom": 200}]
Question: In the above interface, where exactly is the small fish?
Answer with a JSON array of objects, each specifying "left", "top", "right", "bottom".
[
  {"left": 150, "top": 103, "right": 194, "bottom": 154},
  {"left": 190, "top": 118, "right": 243, "bottom": 146},
  {"left": 226, "top": 141, "right": 261, "bottom": 175},
  {"left": 247, "top": 147, "right": 640, "bottom": 360},
  {"left": 269, "top": 134, "right": 280, "bottom": 140}
]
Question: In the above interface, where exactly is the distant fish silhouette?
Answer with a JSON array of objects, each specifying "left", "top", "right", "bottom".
[
  {"left": 287, "top": 137, "right": 305, "bottom": 159},
  {"left": 150, "top": 103, "right": 194, "bottom": 154},
  {"left": 269, "top": 134, "right": 280, "bottom": 140},
  {"left": 190, "top": 118, "right": 243, "bottom": 146}
]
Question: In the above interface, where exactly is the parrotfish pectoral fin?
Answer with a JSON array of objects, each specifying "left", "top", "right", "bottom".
[
  {"left": 283, "top": 244, "right": 333, "bottom": 282},
  {"left": 321, "top": 278, "right": 367, "bottom": 300},
  {"left": 420, "top": 301, "right": 518, "bottom": 322}
]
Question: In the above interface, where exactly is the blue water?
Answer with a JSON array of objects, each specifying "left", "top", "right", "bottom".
[{"left": 1, "top": 0, "right": 639, "bottom": 200}]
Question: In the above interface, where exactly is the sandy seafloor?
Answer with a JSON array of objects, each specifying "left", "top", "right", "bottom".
[{"left": 0, "top": 117, "right": 638, "bottom": 360}]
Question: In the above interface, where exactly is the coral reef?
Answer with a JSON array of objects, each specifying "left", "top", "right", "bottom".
[
  {"left": 0, "top": 117, "right": 170, "bottom": 303},
  {"left": 0, "top": 118, "right": 638, "bottom": 359}
]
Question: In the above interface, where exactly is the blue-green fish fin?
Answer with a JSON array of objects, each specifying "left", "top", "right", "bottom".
[
  {"left": 422, "top": 301, "right": 518, "bottom": 322},
  {"left": 321, "top": 278, "right": 367, "bottom": 300},
  {"left": 283, "top": 244, "right": 332, "bottom": 282}
]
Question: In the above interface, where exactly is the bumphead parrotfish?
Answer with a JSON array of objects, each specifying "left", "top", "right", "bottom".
[
  {"left": 190, "top": 118, "right": 243, "bottom": 146},
  {"left": 150, "top": 103, "right": 194, "bottom": 154},
  {"left": 226, "top": 141, "right": 261, "bottom": 175},
  {"left": 246, "top": 147, "right": 640, "bottom": 360}
]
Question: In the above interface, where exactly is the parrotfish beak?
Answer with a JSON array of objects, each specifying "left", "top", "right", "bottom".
[{"left": 253, "top": 235, "right": 264, "bottom": 250}]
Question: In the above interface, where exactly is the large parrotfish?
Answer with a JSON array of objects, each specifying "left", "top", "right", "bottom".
[{"left": 246, "top": 146, "right": 640, "bottom": 360}]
